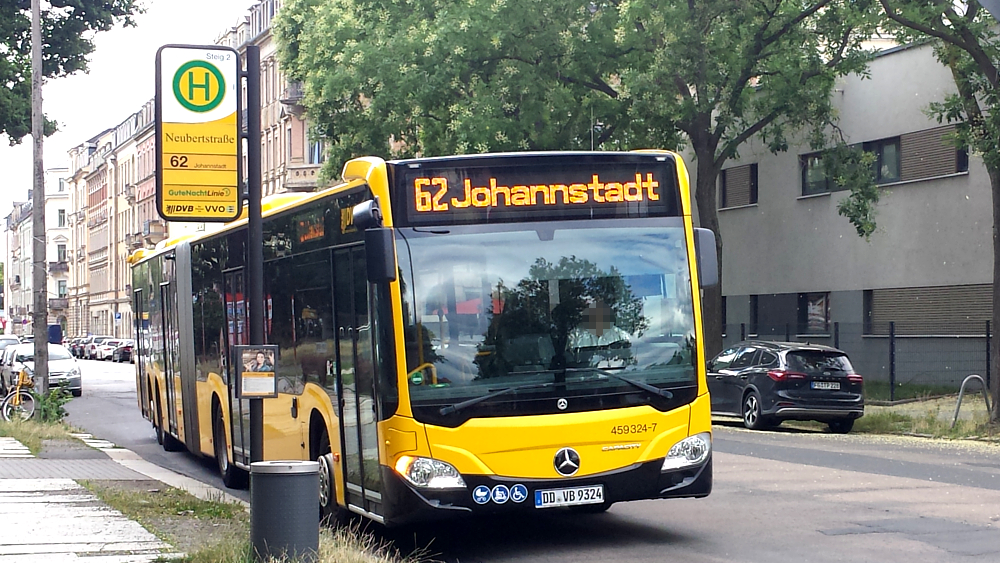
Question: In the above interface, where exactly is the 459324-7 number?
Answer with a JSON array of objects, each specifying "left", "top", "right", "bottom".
[{"left": 610, "top": 423, "right": 657, "bottom": 435}]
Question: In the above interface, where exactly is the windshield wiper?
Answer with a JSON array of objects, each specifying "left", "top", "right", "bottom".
[
  {"left": 566, "top": 368, "right": 674, "bottom": 399},
  {"left": 439, "top": 380, "right": 556, "bottom": 416}
]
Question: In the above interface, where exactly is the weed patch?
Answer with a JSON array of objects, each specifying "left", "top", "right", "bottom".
[{"left": 0, "top": 418, "right": 77, "bottom": 454}]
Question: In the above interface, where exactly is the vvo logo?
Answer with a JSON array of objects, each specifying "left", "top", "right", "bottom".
[{"left": 205, "top": 205, "right": 228, "bottom": 213}]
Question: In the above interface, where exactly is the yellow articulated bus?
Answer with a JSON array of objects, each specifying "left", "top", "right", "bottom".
[{"left": 129, "top": 151, "right": 718, "bottom": 526}]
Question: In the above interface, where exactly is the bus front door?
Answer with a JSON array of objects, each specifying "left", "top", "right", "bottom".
[{"left": 334, "top": 246, "right": 383, "bottom": 517}]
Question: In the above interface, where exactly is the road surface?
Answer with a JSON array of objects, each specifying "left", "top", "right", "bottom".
[{"left": 66, "top": 359, "right": 1000, "bottom": 562}]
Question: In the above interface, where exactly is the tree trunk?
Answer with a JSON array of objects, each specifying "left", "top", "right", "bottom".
[
  {"left": 692, "top": 145, "right": 724, "bottom": 359},
  {"left": 31, "top": 0, "right": 48, "bottom": 394}
]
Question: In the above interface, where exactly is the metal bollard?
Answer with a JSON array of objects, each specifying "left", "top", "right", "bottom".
[{"left": 250, "top": 460, "right": 320, "bottom": 563}]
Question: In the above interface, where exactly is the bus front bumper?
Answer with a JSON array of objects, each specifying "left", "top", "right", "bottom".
[{"left": 381, "top": 456, "right": 711, "bottom": 527}]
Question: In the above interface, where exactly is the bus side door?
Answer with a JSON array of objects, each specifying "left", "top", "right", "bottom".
[{"left": 333, "top": 245, "right": 384, "bottom": 517}]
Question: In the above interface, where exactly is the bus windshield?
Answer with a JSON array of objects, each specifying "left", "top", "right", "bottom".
[{"left": 397, "top": 219, "right": 697, "bottom": 425}]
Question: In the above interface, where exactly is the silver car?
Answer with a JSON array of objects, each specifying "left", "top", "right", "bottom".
[{"left": 2, "top": 343, "right": 82, "bottom": 397}]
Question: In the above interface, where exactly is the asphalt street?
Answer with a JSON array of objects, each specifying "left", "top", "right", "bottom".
[{"left": 66, "top": 359, "right": 1000, "bottom": 563}]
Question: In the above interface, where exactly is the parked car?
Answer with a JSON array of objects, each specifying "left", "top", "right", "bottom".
[
  {"left": 0, "top": 343, "right": 82, "bottom": 397},
  {"left": 111, "top": 340, "right": 134, "bottom": 363},
  {"left": 68, "top": 337, "right": 85, "bottom": 357},
  {"left": 74, "top": 336, "right": 94, "bottom": 358},
  {"left": 0, "top": 335, "right": 20, "bottom": 355},
  {"left": 707, "top": 341, "right": 864, "bottom": 433},
  {"left": 95, "top": 339, "right": 124, "bottom": 361},
  {"left": 85, "top": 336, "right": 113, "bottom": 359}
]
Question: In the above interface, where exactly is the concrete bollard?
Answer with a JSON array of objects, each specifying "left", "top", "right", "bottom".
[{"left": 250, "top": 460, "right": 320, "bottom": 563}]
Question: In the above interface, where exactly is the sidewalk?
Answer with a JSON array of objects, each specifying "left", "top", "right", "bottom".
[{"left": 0, "top": 433, "right": 245, "bottom": 562}]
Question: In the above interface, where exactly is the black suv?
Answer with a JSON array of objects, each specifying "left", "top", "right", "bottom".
[{"left": 707, "top": 341, "right": 864, "bottom": 433}]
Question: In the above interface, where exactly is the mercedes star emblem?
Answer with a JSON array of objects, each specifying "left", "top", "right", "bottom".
[
  {"left": 557, "top": 398, "right": 568, "bottom": 410},
  {"left": 554, "top": 447, "right": 581, "bottom": 476}
]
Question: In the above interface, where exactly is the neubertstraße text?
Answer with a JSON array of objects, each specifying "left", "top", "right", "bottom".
[{"left": 165, "top": 133, "right": 236, "bottom": 144}]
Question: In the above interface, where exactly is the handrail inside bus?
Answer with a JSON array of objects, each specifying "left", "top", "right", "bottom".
[{"left": 407, "top": 363, "right": 438, "bottom": 385}]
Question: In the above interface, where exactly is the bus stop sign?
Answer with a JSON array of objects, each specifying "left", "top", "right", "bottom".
[{"left": 155, "top": 45, "right": 242, "bottom": 222}]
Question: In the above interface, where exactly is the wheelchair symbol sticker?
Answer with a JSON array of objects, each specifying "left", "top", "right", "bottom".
[{"left": 510, "top": 484, "right": 528, "bottom": 503}]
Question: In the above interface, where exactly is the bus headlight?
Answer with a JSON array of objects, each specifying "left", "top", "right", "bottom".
[
  {"left": 394, "top": 456, "right": 466, "bottom": 489},
  {"left": 661, "top": 432, "right": 711, "bottom": 471}
]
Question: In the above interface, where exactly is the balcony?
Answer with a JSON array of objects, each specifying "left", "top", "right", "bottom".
[
  {"left": 280, "top": 81, "right": 305, "bottom": 117},
  {"left": 125, "top": 184, "right": 135, "bottom": 203},
  {"left": 11, "top": 275, "right": 20, "bottom": 288},
  {"left": 76, "top": 247, "right": 86, "bottom": 261},
  {"left": 126, "top": 233, "right": 144, "bottom": 250},
  {"left": 143, "top": 219, "right": 167, "bottom": 244},
  {"left": 49, "top": 298, "right": 68, "bottom": 310},
  {"left": 285, "top": 163, "right": 323, "bottom": 192},
  {"left": 48, "top": 261, "right": 69, "bottom": 274}
]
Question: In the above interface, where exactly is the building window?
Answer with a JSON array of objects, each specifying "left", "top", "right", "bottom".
[
  {"left": 58, "top": 209, "right": 66, "bottom": 227},
  {"left": 57, "top": 244, "right": 67, "bottom": 262},
  {"left": 801, "top": 153, "right": 833, "bottom": 195},
  {"left": 58, "top": 280, "right": 67, "bottom": 298},
  {"left": 719, "top": 164, "right": 758, "bottom": 208},
  {"left": 865, "top": 284, "right": 991, "bottom": 336},
  {"left": 798, "top": 292, "right": 829, "bottom": 334},
  {"left": 308, "top": 141, "right": 325, "bottom": 165},
  {"left": 749, "top": 295, "right": 759, "bottom": 336},
  {"left": 863, "top": 137, "right": 901, "bottom": 184}
]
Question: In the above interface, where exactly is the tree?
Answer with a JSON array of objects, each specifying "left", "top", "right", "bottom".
[
  {"left": 877, "top": 0, "right": 1000, "bottom": 421},
  {"left": 0, "top": 0, "right": 141, "bottom": 143},
  {"left": 276, "top": 0, "right": 882, "bottom": 356}
]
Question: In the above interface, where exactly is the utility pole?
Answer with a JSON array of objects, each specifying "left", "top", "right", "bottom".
[{"left": 31, "top": 0, "right": 49, "bottom": 393}]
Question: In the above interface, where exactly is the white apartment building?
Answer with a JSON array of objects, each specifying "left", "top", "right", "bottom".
[{"left": 3, "top": 167, "right": 72, "bottom": 336}]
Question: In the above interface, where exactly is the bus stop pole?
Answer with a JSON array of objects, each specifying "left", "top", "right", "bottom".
[{"left": 245, "top": 45, "right": 264, "bottom": 464}]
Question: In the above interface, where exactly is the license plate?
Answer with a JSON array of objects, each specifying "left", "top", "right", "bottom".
[
  {"left": 812, "top": 381, "right": 840, "bottom": 390},
  {"left": 534, "top": 485, "right": 604, "bottom": 508}
]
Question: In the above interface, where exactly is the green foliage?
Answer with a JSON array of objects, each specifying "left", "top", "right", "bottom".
[
  {"left": 33, "top": 386, "right": 71, "bottom": 422},
  {"left": 0, "top": 0, "right": 142, "bottom": 143},
  {"left": 276, "top": 1, "right": 881, "bottom": 173},
  {"left": 826, "top": 144, "right": 880, "bottom": 239}
]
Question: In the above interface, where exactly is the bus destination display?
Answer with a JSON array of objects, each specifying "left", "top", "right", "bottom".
[{"left": 398, "top": 159, "right": 679, "bottom": 226}]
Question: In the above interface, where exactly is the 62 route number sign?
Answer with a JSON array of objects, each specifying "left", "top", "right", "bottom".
[{"left": 155, "top": 45, "right": 242, "bottom": 222}]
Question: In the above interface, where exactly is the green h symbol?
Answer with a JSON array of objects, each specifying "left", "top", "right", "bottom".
[{"left": 187, "top": 70, "right": 212, "bottom": 101}]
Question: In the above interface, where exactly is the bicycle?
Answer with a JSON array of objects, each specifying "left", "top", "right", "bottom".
[{"left": 1, "top": 369, "right": 36, "bottom": 421}]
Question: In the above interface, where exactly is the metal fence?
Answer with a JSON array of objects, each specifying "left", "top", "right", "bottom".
[{"left": 722, "top": 321, "right": 992, "bottom": 402}]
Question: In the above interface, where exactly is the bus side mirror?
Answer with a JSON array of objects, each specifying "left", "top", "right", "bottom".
[
  {"left": 694, "top": 228, "right": 718, "bottom": 288},
  {"left": 365, "top": 228, "right": 397, "bottom": 283}
]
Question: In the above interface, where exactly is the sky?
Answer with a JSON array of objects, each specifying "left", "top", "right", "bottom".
[{"left": 0, "top": 0, "right": 261, "bottom": 252}]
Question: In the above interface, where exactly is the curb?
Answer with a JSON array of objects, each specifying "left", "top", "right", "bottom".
[{"left": 71, "top": 433, "right": 249, "bottom": 508}]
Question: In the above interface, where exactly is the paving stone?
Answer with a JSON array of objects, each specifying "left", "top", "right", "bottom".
[{"left": 0, "top": 459, "right": 149, "bottom": 480}]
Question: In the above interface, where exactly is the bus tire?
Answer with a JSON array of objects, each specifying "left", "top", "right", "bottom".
[
  {"left": 314, "top": 426, "right": 345, "bottom": 526},
  {"left": 213, "top": 402, "right": 248, "bottom": 489},
  {"left": 155, "top": 393, "right": 185, "bottom": 452}
]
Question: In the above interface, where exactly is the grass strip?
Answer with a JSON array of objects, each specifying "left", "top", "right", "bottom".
[
  {"left": 0, "top": 418, "right": 78, "bottom": 454},
  {"left": 81, "top": 481, "right": 430, "bottom": 563},
  {"left": 81, "top": 481, "right": 247, "bottom": 522}
]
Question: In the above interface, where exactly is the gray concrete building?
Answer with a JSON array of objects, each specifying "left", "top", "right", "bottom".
[{"left": 708, "top": 42, "right": 990, "bottom": 391}]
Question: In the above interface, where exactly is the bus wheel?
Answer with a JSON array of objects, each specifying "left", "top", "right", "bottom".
[
  {"left": 316, "top": 431, "right": 345, "bottom": 526},
  {"left": 213, "top": 403, "right": 248, "bottom": 489},
  {"left": 156, "top": 396, "right": 185, "bottom": 453}
]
